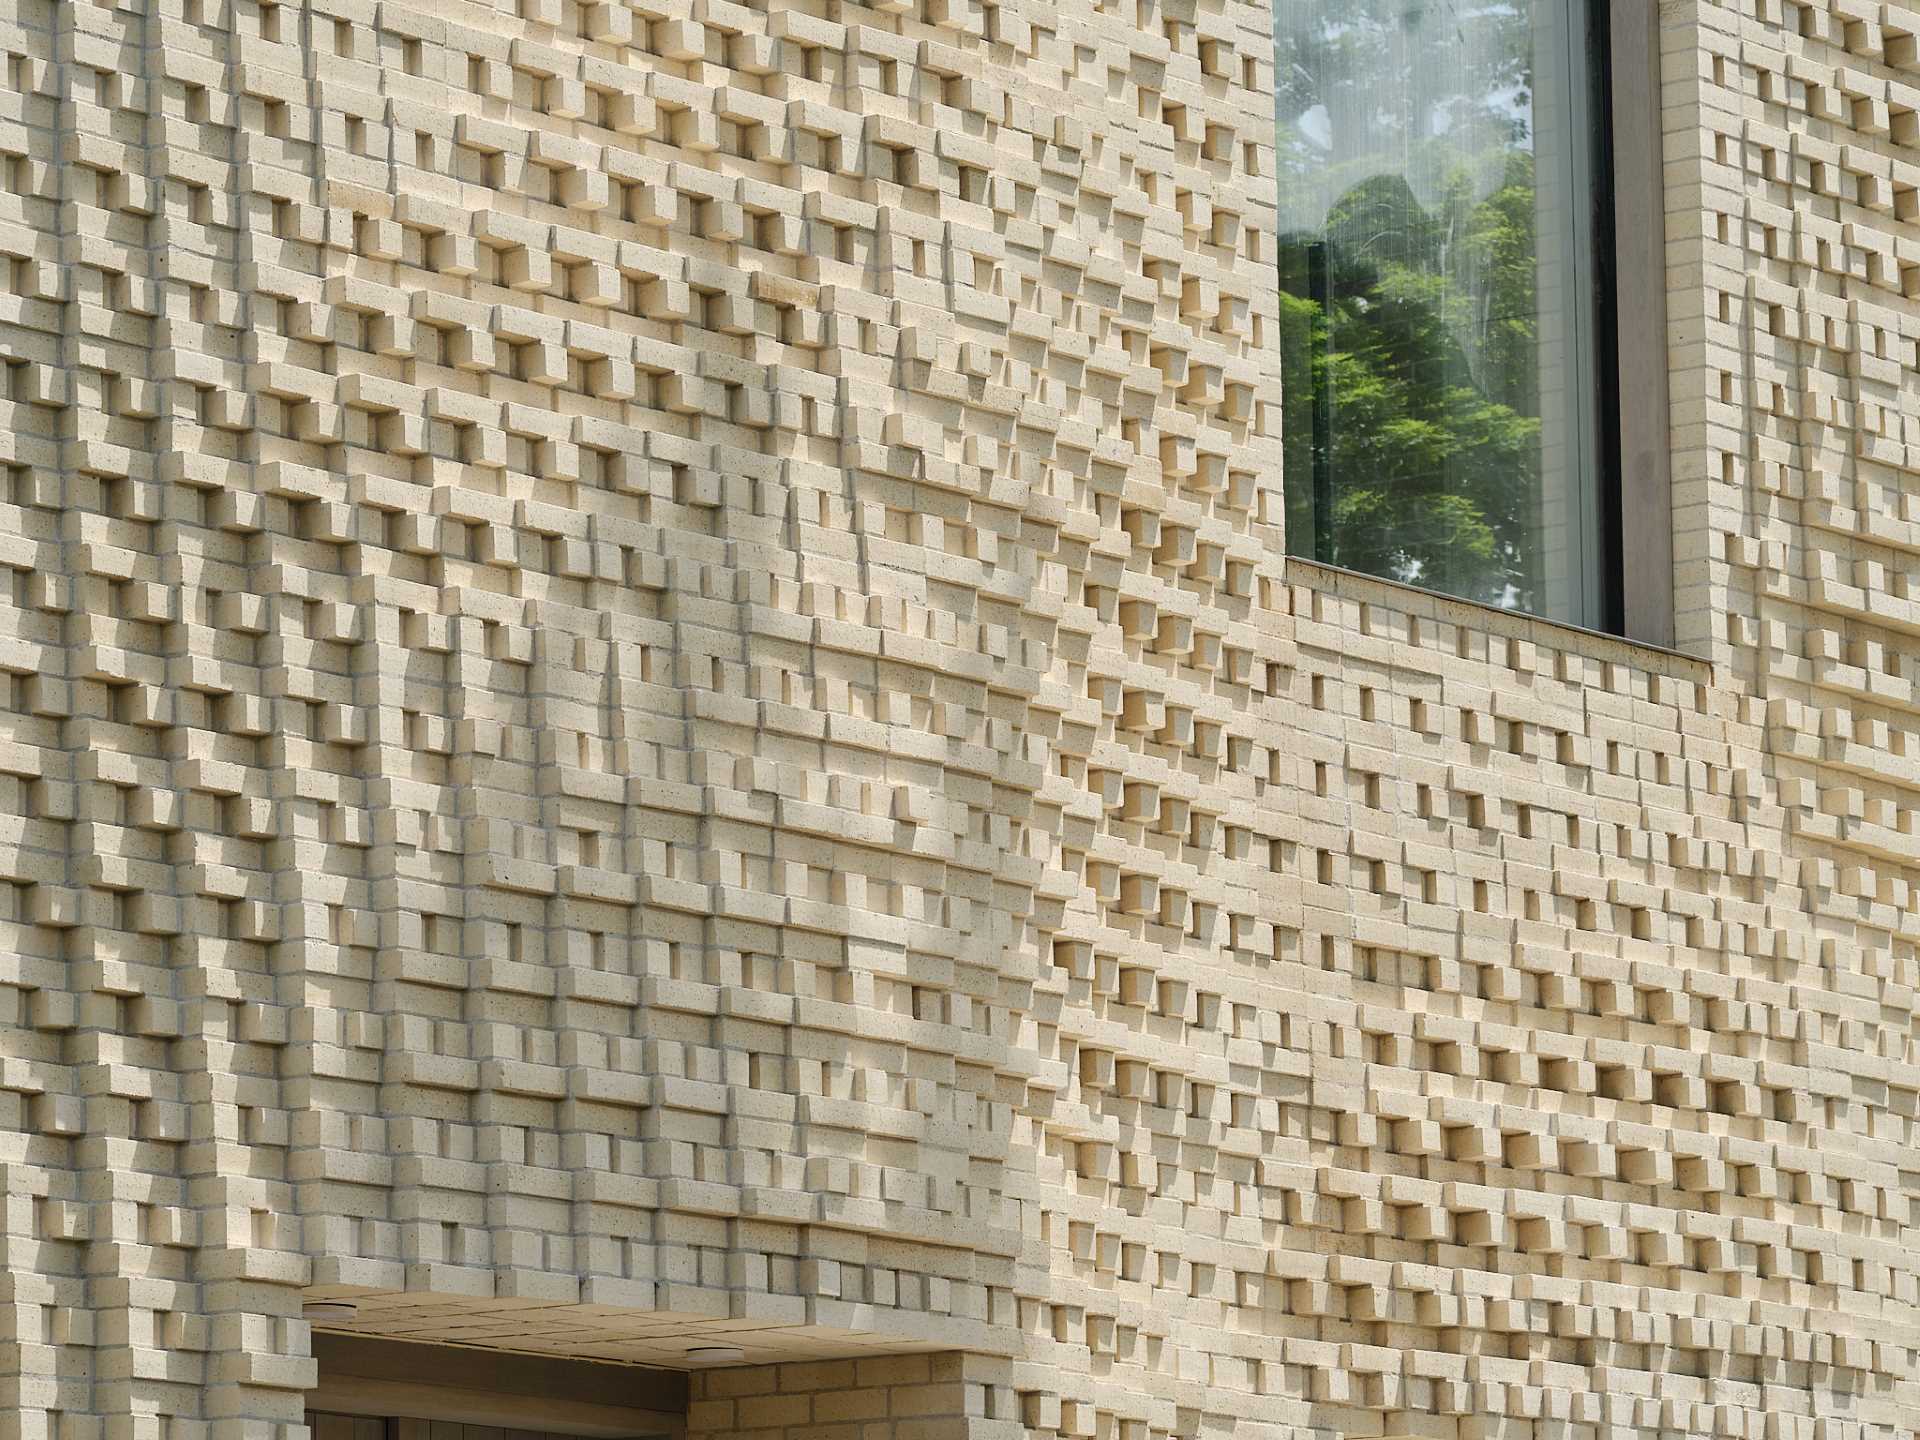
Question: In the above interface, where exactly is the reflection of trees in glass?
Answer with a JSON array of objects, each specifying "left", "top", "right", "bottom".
[{"left": 1277, "top": 1, "right": 1548, "bottom": 611}]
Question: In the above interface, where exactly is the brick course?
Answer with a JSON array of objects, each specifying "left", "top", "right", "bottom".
[{"left": 0, "top": 1, "right": 1912, "bottom": 1439}]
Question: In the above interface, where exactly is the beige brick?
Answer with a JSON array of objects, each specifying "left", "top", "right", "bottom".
[
  {"left": 737, "top": 1394, "right": 814, "bottom": 1429},
  {"left": 3, "top": 5, "right": 1914, "bottom": 1440}
]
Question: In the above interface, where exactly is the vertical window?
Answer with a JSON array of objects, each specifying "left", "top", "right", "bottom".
[{"left": 1276, "top": 0, "right": 1618, "bottom": 630}]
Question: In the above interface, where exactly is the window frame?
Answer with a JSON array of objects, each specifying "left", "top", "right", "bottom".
[
  {"left": 1605, "top": 0, "right": 1676, "bottom": 647},
  {"left": 1275, "top": 0, "right": 1675, "bottom": 647}
]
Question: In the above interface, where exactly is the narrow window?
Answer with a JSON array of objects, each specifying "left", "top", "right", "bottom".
[{"left": 1276, "top": 0, "right": 1626, "bottom": 631}]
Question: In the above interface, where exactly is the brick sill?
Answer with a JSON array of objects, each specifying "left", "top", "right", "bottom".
[{"left": 1284, "top": 557, "right": 1714, "bottom": 682}]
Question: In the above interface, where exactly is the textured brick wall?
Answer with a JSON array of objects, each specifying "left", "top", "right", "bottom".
[
  {"left": 687, "top": 1355, "right": 1016, "bottom": 1440},
  {"left": 0, "top": 1, "right": 1914, "bottom": 1440}
]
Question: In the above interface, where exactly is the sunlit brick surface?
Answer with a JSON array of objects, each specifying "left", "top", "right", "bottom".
[{"left": 0, "top": 1, "right": 1915, "bottom": 1439}]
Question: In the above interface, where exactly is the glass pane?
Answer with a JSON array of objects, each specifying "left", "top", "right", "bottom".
[{"left": 1275, "top": 0, "right": 1604, "bottom": 626}]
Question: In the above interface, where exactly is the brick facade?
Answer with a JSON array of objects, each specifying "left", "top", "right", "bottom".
[{"left": 0, "top": 1, "right": 1913, "bottom": 1439}]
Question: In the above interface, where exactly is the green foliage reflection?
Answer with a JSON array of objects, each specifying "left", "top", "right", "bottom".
[{"left": 1277, "top": 1, "right": 1552, "bottom": 613}]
